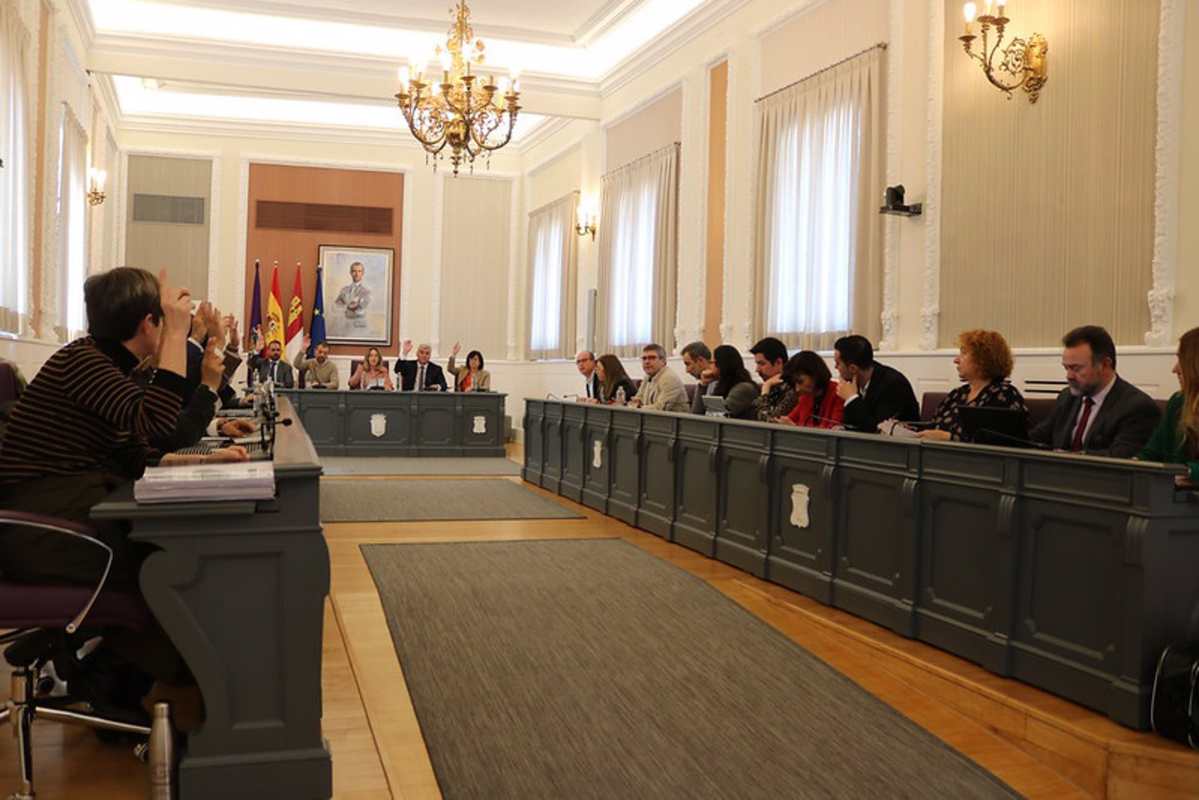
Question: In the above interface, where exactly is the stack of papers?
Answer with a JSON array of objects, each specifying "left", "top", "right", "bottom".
[{"left": 134, "top": 462, "right": 276, "bottom": 504}]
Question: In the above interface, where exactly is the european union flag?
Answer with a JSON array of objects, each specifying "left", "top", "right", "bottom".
[{"left": 309, "top": 267, "right": 327, "bottom": 357}]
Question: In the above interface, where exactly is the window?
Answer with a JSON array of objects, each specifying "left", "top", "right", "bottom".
[
  {"left": 596, "top": 143, "right": 678, "bottom": 357},
  {"left": 755, "top": 47, "right": 883, "bottom": 349},
  {"left": 526, "top": 192, "right": 577, "bottom": 359},
  {"left": 0, "top": 5, "right": 30, "bottom": 335},
  {"left": 55, "top": 106, "right": 88, "bottom": 338}
]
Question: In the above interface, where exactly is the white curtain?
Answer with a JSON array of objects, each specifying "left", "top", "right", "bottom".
[
  {"left": 55, "top": 105, "right": 88, "bottom": 340},
  {"left": 526, "top": 192, "right": 578, "bottom": 360},
  {"left": 754, "top": 47, "right": 883, "bottom": 350},
  {"left": 596, "top": 143, "right": 679, "bottom": 357},
  {"left": 0, "top": 3, "right": 32, "bottom": 335}
]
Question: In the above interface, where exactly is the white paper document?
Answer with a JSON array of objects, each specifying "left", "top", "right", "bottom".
[{"left": 134, "top": 462, "right": 276, "bottom": 504}]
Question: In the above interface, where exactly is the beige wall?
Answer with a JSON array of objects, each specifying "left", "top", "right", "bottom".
[
  {"left": 125, "top": 154, "right": 213, "bottom": 300},
  {"left": 439, "top": 176, "right": 513, "bottom": 357},
  {"left": 527, "top": 145, "right": 582, "bottom": 213},
  {"left": 604, "top": 89, "right": 683, "bottom": 173},
  {"left": 939, "top": 0, "right": 1157, "bottom": 346},
  {"left": 703, "top": 60, "right": 728, "bottom": 347},
  {"left": 1179, "top": 1, "right": 1199, "bottom": 337},
  {"left": 759, "top": 0, "right": 888, "bottom": 96}
]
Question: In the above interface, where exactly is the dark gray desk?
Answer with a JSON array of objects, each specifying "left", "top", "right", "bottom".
[
  {"left": 279, "top": 389, "right": 506, "bottom": 457},
  {"left": 93, "top": 397, "right": 331, "bottom": 800},
  {"left": 523, "top": 399, "right": 1199, "bottom": 730}
]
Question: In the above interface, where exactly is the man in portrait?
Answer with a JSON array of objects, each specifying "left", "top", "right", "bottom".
[{"left": 334, "top": 261, "right": 371, "bottom": 330}]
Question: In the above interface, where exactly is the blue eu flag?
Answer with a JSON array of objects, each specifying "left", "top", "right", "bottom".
[{"left": 309, "top": 267, "right": 327, "bottom": 357}]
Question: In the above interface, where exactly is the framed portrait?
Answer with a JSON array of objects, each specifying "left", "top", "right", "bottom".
[{"left": 318, "top": 245, "right": 394, "bottom": 346}]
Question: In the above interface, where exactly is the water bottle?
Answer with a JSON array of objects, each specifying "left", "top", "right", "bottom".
[
  {"left": 149, "top": 702, "right": 175, "bottom": 800},
  {"left": 615, "top": 387, "right": 626, "bottom": 405}
]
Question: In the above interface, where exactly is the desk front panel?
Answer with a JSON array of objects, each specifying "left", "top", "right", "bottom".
[
  {"left": 523, "top": 401, "right": 1195, "bottom": 730},
  {"left": 280, "top": 390, "right": 506, "bottom": 457}
]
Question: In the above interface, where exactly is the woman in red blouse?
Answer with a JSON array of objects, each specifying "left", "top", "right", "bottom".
[{"left": 774, "top": 350, "right": 845, "bottom": 429}]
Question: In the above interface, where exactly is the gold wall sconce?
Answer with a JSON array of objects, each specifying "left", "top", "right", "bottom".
[
  {"left": 960, "top": 1, "right": 1048, "bottom": 103},
  {"left": 87, "top": 167, "right": 107, "bottom": 206},
  {"left": 575, "top": 208, "right": 597, "bottom": 241}
]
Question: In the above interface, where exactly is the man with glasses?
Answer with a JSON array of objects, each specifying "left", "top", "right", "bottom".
[
  {"left": 1030, "top": 325, "right": 1160, "bottom": 457},
  {"left": 575, "top": 350, "right": 601, "bottom": 401},
  {"left": 627, "top": 344, "right": 688, "bottom": 412}
]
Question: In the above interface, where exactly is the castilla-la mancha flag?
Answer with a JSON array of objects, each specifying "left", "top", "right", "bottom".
[
  {"left": 285, "top": 263, "right": 304, "bottom": 362},
  {"left": 265, "top": 261, "right": 285, "bottom": 353}
]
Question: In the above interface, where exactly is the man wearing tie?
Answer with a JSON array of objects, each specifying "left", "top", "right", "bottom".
[
  {"left": 247, "top": 338, "right": 295, "bottom": 388},
  {"left": 395, "top": 340, "right": 448, "bottom": 391},
  {"left": 1031, "top": 326, "right": 1160, "bottom": 457},
  {"left": 575, "top": 350, "right": 601, "bottom": 401}
]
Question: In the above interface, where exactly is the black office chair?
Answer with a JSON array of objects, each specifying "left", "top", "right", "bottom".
[{"left": 0, "top": 511, "right": 175, "bottom": 800}]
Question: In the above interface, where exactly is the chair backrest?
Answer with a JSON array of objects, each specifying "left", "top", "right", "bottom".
[{"left": 919, "top": 390, "right": 1168, "bottom": 431}]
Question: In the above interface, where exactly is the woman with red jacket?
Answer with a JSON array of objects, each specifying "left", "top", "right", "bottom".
[{"left": 774, "top": 350, "right": 845, "bottom": 429}]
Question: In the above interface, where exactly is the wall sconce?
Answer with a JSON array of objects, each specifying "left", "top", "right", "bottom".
[
  {"left": 87, "top": 167, "right": 107, "bottom": 206},
  {"left": 575, "top": 208, "right": 597, "bottom": 241},
  {"left": 959, "top": 1, "right": 1048, "bottom": 104}
]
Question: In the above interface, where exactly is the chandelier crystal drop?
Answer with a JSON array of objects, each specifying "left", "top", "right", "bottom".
[{"left": 395, "top": 0, "right": 522, "bottom": 176}]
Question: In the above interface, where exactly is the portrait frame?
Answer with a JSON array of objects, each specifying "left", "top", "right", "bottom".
[{"left": 318, "top": 245, "right": 395, "bottom": 346}]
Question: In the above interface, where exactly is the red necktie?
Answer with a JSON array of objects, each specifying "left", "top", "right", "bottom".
[{"left": 1070, "top": 397, "right": 1095, "bottom": 451}]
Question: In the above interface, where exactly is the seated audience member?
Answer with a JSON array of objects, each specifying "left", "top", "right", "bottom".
[
  {"left": 395, "top": 340, "right": 448, "bottom": 391},
  {"left": 1030, "top": 325, "right": 1160, "bottom": 457},
  {"left": 0, "top": 268, "right": 230, "bottom": 714},
  {"left": 447, "top": 341, "right": 491, "bottom": 392},
  {"left": 681, "top": 340, "right": 716, "bottom": 414},
  {"left": 834, "top": 335, "right": 920, "bottom": 432},
  {"left": 704, "top": 345, "right": 758, "bottom": 420},
  {"left": 628, "top": 344, "right": 689, "bottom": 412},
  {"left": 247, "top": 332, "right": 295, "bottom": 388},
  {"left": 776, "top": 351, "right": 845, "bottom": 429},
  {"left": 576, "top": 350, "right": 601, "bottom": 401},
  {"left": 1139, "top": 327, "right": 1199, "bottom": 487},
  {"left": 349, "top": 347, "right": 394, "bottom": 390},
  {"left": 750, "top": 337, "right": 798, "bottom": 421},
  {"left": 918, "top": 330, "right": 1028, "bottom": 442},
  {"left": 596, "top": 354, "right": 637, "bottom": 404},
  {"left": 293, "top": 335, "right": 339, "bottom": 389}
]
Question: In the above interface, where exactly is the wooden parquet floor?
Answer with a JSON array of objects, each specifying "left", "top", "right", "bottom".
[{"left": 3, "top": 448, "right": 1195, "bottom": 799}]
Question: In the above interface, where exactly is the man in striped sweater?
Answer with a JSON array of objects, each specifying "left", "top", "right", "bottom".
[{"left": 0, "top": 267, "right": 195, "bottom": 589}]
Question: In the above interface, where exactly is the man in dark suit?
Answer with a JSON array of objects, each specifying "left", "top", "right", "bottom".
[
  {"left": 395, "top": 340, "right": 448, "bottom": 391},
  {"left": 247, "top": 339, "right": 295, "bottom": 388},
  {"left": 681, "top": 341, "right": 716, "bottom": 415},
  {"left": 575, "top": 350, "right": 601, "bottom": 401},
  {"left": 1030, "top": 326, "right": 1160, "bottom": 458},
  {"left": 834, "top": 335, "right": 920, "bottom": 432}
]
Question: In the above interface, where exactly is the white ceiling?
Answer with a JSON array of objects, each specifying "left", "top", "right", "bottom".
[
  {"left": 83, "top": 0, "right": 727, "bottom": 140},
  {"left": 137, "top": 0, "right": 637, "bottom": 43}
]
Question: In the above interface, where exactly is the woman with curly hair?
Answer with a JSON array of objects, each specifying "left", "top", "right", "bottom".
[
  {"left": 1139, "top": 327, "right": 1199, "bottom": 487},
  {"left": 919, "top": 329, "right": 1027, "bottom": 442}
]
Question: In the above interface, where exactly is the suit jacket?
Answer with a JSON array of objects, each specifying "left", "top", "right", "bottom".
[
  {"left": 1030, "top": 376, "right": 1160, "bottom": 458},
  {"left": 447, "top": 356, "right": 491, "bottom": 392},
  {"left": 247, "top": 354, "right": 295, "bottom": 388},
  {"left": 395, "top": 358, "right": 448, "bottom": 392},
  {"left": 582, "top": 371, "right": 602, "bottom": 401},
  {"left": 633, "top": 367, "right": 689, "bottom": 413},
  {"left": 690, "top": 380, "right": 717, "bottom": 415},
  {"left": 720, "top": 381, "right": 759, "bottom": 420},
  {"left": 841, "top": 362, "right": 920, "bottom": 432}
]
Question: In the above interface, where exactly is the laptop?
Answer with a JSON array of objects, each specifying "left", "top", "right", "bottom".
[
  {"left": 702, "top": 395, "right": 727, "bottom": 417},
  {"left": 957, "top": 406, "right": 1039, "bottom": 448}
]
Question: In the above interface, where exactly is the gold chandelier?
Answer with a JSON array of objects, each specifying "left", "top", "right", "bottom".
[{"left": 395, "top": 1, "right": 521, "bottom": 176}]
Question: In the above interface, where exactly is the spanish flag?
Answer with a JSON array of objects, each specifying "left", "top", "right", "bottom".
[
  {"left": 266, "top": 261, "right": 285, "bottom": 352},
  {"left": 285, "top": 262, "right": 304, "bottom": 362}
]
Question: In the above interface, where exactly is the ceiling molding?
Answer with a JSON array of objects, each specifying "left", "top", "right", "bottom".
[
  {"left": 136, "top": 0, "right": 584, "bottom": 46},
  {"left": 598, "top": 0, "right": 752, "bottom": 96},
  {"left": 513, "top": 116, "right": 576, "bottom": 160},
  {"left": 573, "top": 0, "right": 641, "bottom": 45},
  {"left": 64, "top": 0, "right": 97, "bottom": 46}
]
